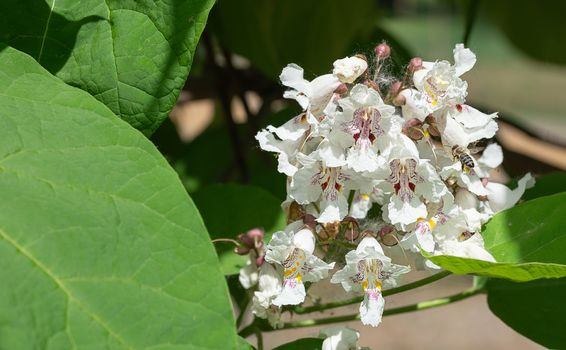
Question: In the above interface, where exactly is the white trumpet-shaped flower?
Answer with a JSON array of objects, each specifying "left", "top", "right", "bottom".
[
  {"left": 331, "top": 237, "right": 410, "bottom": 326},
  {"left": 251, "top": 263, "right": 283, "bottom": 327},
  {"left": 333, "top": 56, "right": 368, "bottom": 84},
  {"left": 400, "top": 44, "right": 475, "bottom": 121},
  {"left": 265, "top": 222, "right": 334, "bottom": 306},
  {"left": 320, "top": 326, "right": 369, "bottom": 350}
]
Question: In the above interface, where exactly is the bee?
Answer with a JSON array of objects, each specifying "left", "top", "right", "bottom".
[
  {"left": 452, "top": 145, "right": 475, "bottom": 171},
  {"left": 459, "top": 231, "right": 476, "bottom": 241}
]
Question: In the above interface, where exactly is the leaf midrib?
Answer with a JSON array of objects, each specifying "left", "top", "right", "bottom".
[{"left": 0, "top": 227, "right": 134, "bottom": 349}]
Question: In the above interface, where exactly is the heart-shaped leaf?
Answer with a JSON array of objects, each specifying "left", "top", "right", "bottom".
[
  {"left": 0, "top": 0, "right": 215, "bottom": 135},
  {"left": 0, "top": 46, "right": 237, "bottom": 349}
]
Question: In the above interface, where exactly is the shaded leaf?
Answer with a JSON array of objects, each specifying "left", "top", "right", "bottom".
[
  {"left": 192, "top": 184, "right": 286, "bottom": 275},
  {"left": 0, "top": 46, "right": 237, "bottom": 349},
  {"left": 0, "top": 0, "right": 215, "bottom": 135},
  {"left": 210, "top": 0, "right": 378, "bottom": 78},
  {"left": 485, "top": 0, "right": 566, "bottom": 65},
  {"left": 486, "top": 278, "right": 566, "bottom": 348}
]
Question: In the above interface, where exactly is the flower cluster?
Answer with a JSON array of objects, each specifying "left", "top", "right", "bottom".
[{"left": 242, "top": 44, "right": 533, "bottom": 330}]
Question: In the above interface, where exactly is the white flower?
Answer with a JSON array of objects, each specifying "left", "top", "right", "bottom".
[
  {"left": 400, "top": 44, "right": 475, "bottom": 121},
  {"left": 328, "top": 84, "right": 397, "bottom": 173},
  {"left": 333, "top": 56, "right": 368, "bottom": 83},
  {"left": 265, "top": 222, "right": 334, "bottom": 306},
  {"left": 439, "top": 143, "right": 504, "bottom": 196},
  {"left": 239, "top": 254, "right": 260, "bottom": 289},
  {"left": 438, "top": 104, "right": 498, "bottom": 148},
  {"left": 251, "top": 263, "right": 283, "bottom": 327},
  {"left": 349, "top": 192, "right": 372, "bottom": 219},
  {"left": 320, "top": 326, "right": 367, "bottom": 350},
  {"left": 331, "top": 237, "right": 410, "bottom": 327},
  {"left": 485, "top": 173, "right": 535, "bottom": 213},
  {"left": 256, "top": 128, "right": 306, "bottom": 176},
  {"left": 380, "top": 136, "right": 449, "bottom": 226},
  {"left": 280, "top": 63, "right": 341, "bottom": 117},
  {"left": 289, "top": 153, "right": 358, "bottom": 223},
  {"left": 436, "top": 232, "right": 496, "bottom": 263}
]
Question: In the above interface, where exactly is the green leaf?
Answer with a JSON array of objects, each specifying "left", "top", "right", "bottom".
[
  {"left": 485, "top": 0, "right": 566, "bottom": 65},
  {"left": 210, "top": 0, "right": 378, "bottom": 78},
  {"left": 192, "top": 184, "right": 286, "bottom": 275},
  {"left": 273, "top": 338, "right": 323, "bottom": 350},
  {"left": 486, "top": 278, "right": 566, "bottom": 348},
  {"left": 0, "top": 46, "right": 237, "bottom": 349},
  {"left": 426, "top": 192, "right": 566, "bottom": 281},
  {"left": 237, "top": 336, "right": 255, "bottom": 350},
  {"left": 0, "top": 0, "right": 215, "bottom": 135},
  {"left": 522, "top": 172, "right": 566, "bottom": 201}
]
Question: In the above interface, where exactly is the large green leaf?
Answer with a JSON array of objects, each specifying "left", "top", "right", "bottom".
[
  {"left": 192, "top": 184, "right": 286, "bottom": 275},
  {"left": 210, "top": 0, "right": 378, "bottom": 78},
  {"left": 486, "top": 278, "right": 566, "bottom": 348},
  {"left": 0, "top": 0, "right": 215, "bottom": 135},
  {"left": 0, "top": 46, "right": 237, "bottom": 349},
  {"left": 426, "top": 192, "right": 566, "bottom": 281}
]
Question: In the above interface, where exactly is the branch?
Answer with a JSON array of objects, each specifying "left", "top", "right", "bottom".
[
  {"left": 240, "top": 284, "right": 484, "bottom": 336},
  {"left": 292, "top": 271, "right": 451, "bottom": 314}
]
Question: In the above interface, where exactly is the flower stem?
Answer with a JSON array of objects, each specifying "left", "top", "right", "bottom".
[
  {"left": 263, "top": 285, "right": 484, "bottom": 334},
  {"left": 292, "top": 270, "right": 451, "bottom": 314}
]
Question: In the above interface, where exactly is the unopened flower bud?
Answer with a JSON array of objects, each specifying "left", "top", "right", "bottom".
[
  {"left": 238, "top": 233, "right": 253, "bottom": 248},
  {"left": 255, "top": 255, "right": 265, "bottom": 266},
  {"left": 425, "top": 115, "right": 440, "bottom": 137},
  {"left": 247, "top": 228, "right": 264, "bottom": 241},
  {"left": 334, "top": 83, "right": 349, "bottom": 95},
  {"left": 342, "top": 217, "right": 359, "bottom": 241},
  {"left": 379, "top": 225, "right": 398, "bottom": 247},
  {"left": 234, "top": 246, "right": 250, "bottom": 255},
  {"left": 303, "top": 214, "right": 317, "bottom": 230},
  {"left": 287, "top": 201, "right": 305, "bottom": 223},
  {"left": 408, "top": 57, "right": 423, "bottom": 72},
  {"left": 393, "top": 93, "right": 406, "bottom": 106},
  {"left": 333, "top": 56, "right": 368, "bottom": 83},
  {"left": 403, "top": 119, "right": 424, "bottom": 140},
  {"left": 390, "top": 81, "right": 403, "bottom": 96},
  {"left": 374, "top": 43, "right": 391, "bottom": 59}
]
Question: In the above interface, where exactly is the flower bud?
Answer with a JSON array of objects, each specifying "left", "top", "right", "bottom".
[
  {"left": 402, "top": 118, "right": 424, "bottom": 140},
  {"left": 287, "top": 201, "right": 305, "bottom": 223},
  {"left": 333, "top": 56, "right": 368, "bottom": 83},
  {"left": 334, "top": 83, "right": 349, "bottom": 95},
  {"left": 255, "top": 255, "right": 265, "bottom": 266},
  {"left": 234, "top": 246, "right": 250, "bottom": 255},
  {"left": 379, "top": 225, "right": 398, "bottom": 247},
  {"left": 374, "top": 43, "right": 391, "bottom": 59},
  {"left": 246, "top": 228, "right": 264, "bottom": 241},
  {"left": 393, "top": 93, "right": 406, "bottom": 106},
  {"left": 238, "top": 233, "right": 253, "bottom": 248},
  {"left": 389, "top": 81, "right": 403, "bottom": 96},
  {"left": 408, "top": 57, "right": 423, "bottom": 72},
  {"left": 303, "top": 214, "right": 317, "bottom": 230}
]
